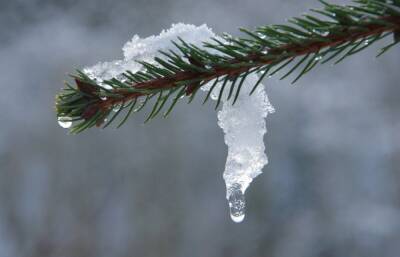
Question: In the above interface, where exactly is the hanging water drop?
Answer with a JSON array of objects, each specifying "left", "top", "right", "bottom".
[
  {"left": 227, "top": 183, "right": 246, "bottom": 223},
  {"left": 57, "top": 116, "right": 72, "bottom": 129}
]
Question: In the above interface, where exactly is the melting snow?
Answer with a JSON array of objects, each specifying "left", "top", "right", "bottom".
[{"left": 82, "top": 23, "right": 274, "bottom": 222}]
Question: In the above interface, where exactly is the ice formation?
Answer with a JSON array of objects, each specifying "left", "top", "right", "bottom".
[
  {"left": 82, "top": 23, "right": 274, "bottom": 222},
  {"left": 213, "top": 76, "right": 274, "bottom": 222}
]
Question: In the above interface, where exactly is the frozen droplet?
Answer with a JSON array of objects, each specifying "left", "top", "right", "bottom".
[
  {"left": 58, "top": 116, "right": 72, "bottom": 129},
  {"left": 227, "top": 183, "right": 246, "bottom": 223}
]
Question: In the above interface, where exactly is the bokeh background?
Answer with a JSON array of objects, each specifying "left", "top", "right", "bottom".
[{"left": 1, "top": 0, "right": 400, "bottom": 256}]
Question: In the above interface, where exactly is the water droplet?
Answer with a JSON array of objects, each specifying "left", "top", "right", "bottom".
[
  {"left": 113, "top": 104, "right": 122, "bottom": 112},
  {"left": 100, "top": 96, "right": 107, "bottom": 101},
  {"left": 315, "top": 55, "right": 323, "bottom": 61},
  {"left": 261, "top": 49, "right": 268, "bottom": 55},
  {"left": 364, "top": 40, "right": 370, "bottom": 46},
  {"left": 100, "top": 83, "right": 113, "bottom": 90},
  {"left": 227, "top": 183, "right": 246, "bottom": 223},
  {"left": 312, "top": 29, "right": 329, "bottom": 37},
  {"left": 257, "top": 33, "right": 266, "bottom": 39},
  {"left": 58, "top": 116, "right": 72, "bottom": 129}
]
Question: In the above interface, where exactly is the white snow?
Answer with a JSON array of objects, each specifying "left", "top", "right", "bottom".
[
  {"left": 82, "top": 23, "right": 274, "bottom": 222},
  {"left": 83, "top": 23, "right": 216, "bottom": 83}
]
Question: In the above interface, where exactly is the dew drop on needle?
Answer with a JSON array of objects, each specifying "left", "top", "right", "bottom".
[{"left": 58, "top": 116, "right": 72, "bottom": 129}]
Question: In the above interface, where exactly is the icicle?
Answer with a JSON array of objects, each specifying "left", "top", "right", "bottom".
[
  {"left": 216, "top": 74, "right": 274, "bottom": 222},
  {"left": 81, "top": 23, "right": 275, "bottom": 222},
  {"left": 203, "top": 68, "right": 274, "bottom": 223}
]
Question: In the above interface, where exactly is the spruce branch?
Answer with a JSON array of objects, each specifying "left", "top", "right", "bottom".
[{"left": 55, "top": 0, "right": 400, "bottom": 134}]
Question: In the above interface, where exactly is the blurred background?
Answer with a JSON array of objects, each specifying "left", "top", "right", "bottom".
[{"left": 1, "top": 0, "right": 400, "bottom": 256}]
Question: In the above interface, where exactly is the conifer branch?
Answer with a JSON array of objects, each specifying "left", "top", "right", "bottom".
[{"left": 56, "top": 0, "right": 400, "bottom": 133}]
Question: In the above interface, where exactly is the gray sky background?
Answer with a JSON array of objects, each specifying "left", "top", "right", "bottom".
[{"left": 0, "top": 1, "right": 400, "bottom": 257}]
